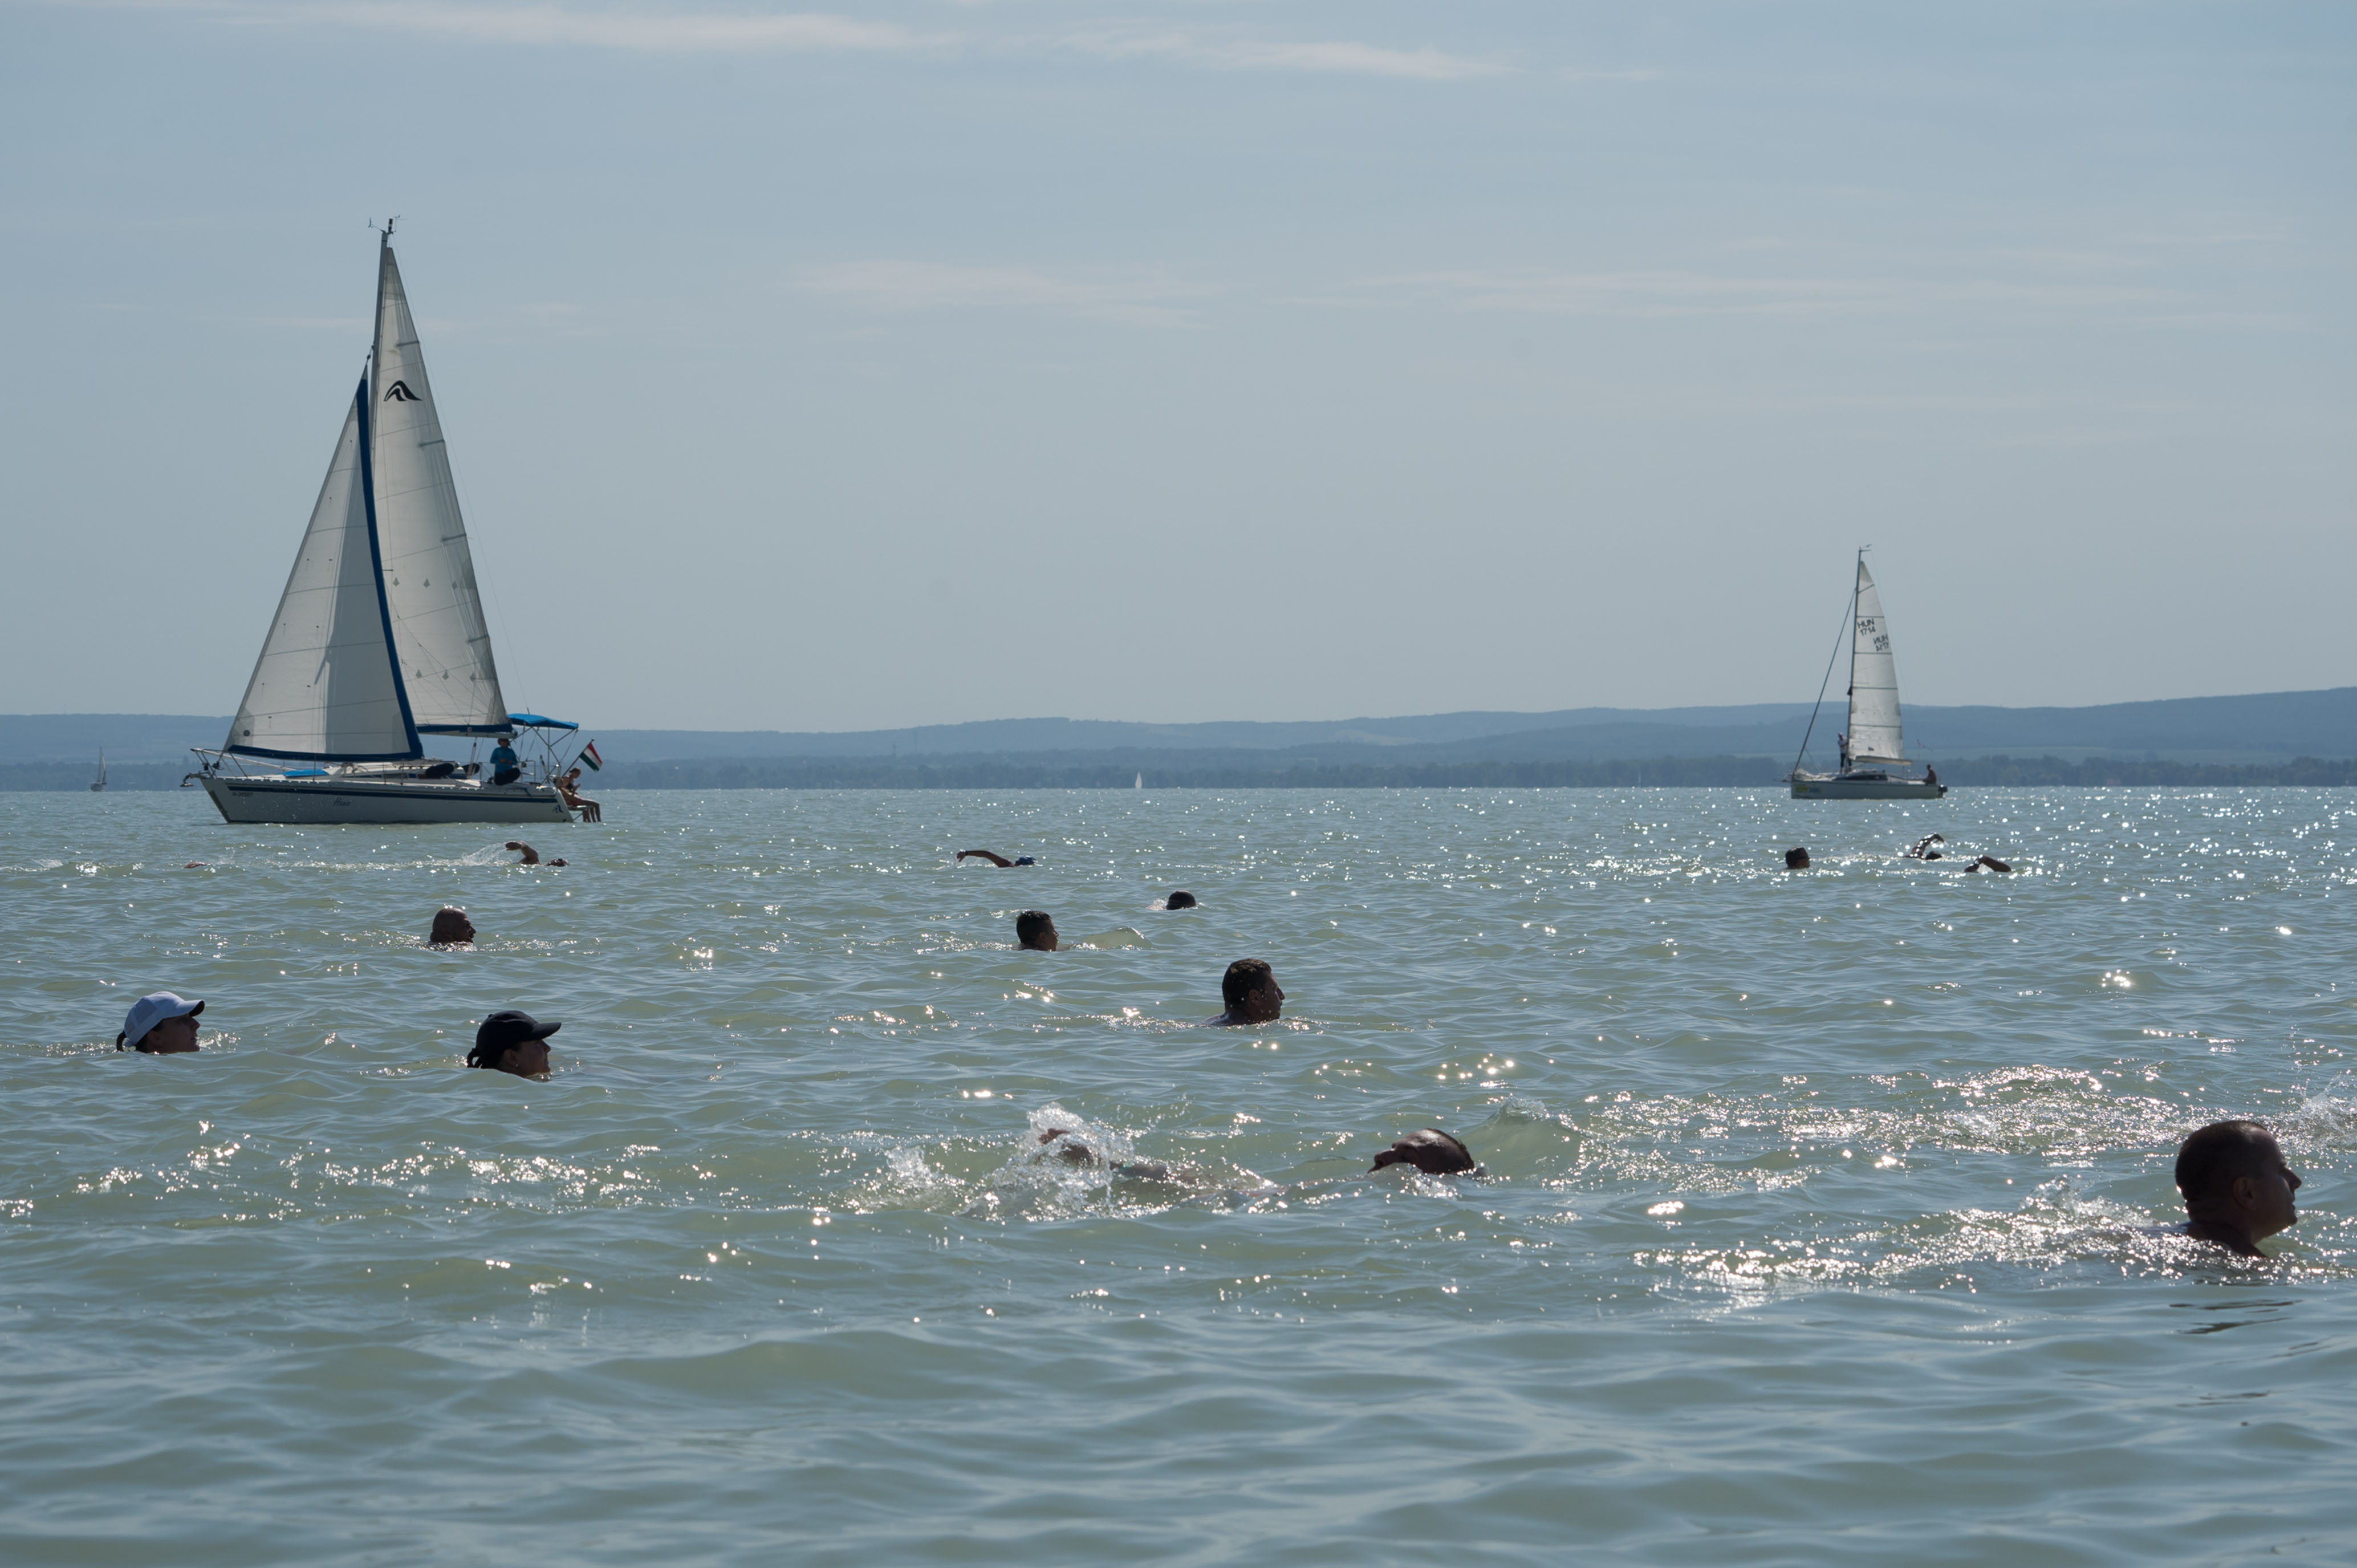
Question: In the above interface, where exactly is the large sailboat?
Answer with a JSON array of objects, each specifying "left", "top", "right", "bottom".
[
  {"left": 1788, "top": 555, "right": 1946, "bottom": 801},
  {"left": 193, "top": 228, "right": 583, "bottom": 826}
]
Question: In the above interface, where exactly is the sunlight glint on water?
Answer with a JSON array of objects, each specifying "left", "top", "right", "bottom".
[{"left": 3, "top": 788, "right": 2354, "bottom": 1563}]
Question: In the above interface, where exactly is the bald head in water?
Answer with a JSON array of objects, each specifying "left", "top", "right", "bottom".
[{"left": 1370, "top": 1128, "right": 1477, "bottom": 1176}]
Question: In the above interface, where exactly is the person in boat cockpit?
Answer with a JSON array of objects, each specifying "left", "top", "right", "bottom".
[
  {"left": 1836, "top": 733, "right": 1851, "bottom": 771},
  {"left": 487, "top": 740, "right": 522, "bottom": 787}
]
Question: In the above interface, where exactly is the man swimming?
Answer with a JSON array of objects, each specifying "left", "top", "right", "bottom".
[
  {"left": 1164, "top": 891, "right": 1198, "bottom": 909},
  {"left": 116, "top": 992, "right": 204, "bottom": 1053},
  {"left": 1784, "top": 847, "right": 1811, "bottom": 871},
  {"left": 466, "top": 1010, "right": 562, "bottom": 1078},
  {"left": 958, "top": 850, "right": 1035, "bottom": 867},
  {"left": 1370, "top": 1128, "right": 1480, "bottom": 1176},
  {"left": 1906, "top": 834, "right": 1946, "bottom": 860},
  {"left": 429, "top": 907, "right": 476, "bottom": 946},
  {"left": 2176, "top": 1119, "right": 2302, "bottom": 1257},
  {"left": 506, "top": 841, "right": 566, "bottom": 867},
  {"left": 1209, "top": 959, "right": 1283, "bottom": 1026},
  {"left": 1015, "top": 911, "right": 1060, "bottom": 952}
]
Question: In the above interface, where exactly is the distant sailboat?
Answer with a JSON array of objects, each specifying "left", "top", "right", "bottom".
[
  {"left": 192, "top": 228, "right": 584, "bottom": 825},
  {"left": 1789, "top": 554, "right": 1946, "bottom": 801},
  {"left": 1135, "top": 772, "right": 1144, "bottom": 790},
  {"left": 90, "top": 751, "right": 106, "bottom": 793}
]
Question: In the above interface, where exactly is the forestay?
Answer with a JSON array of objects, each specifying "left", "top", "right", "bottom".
[
  {"left": 1847, "top": 559, "right": 1908, "bottom": 765},
  {"left": 371, "top": 239, "right": 510, "bottom": 736},
  {"left": 225, "top": 385, "right": 421, "bottom": 761}
]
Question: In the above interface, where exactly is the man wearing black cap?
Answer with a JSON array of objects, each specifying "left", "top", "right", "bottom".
[{"left": 467, "top": 1010, "right": 562, "bottom": 1077}]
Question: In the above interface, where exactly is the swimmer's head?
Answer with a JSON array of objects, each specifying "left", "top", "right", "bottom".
[
  {"left": 429, "top": 907, "right": 474, "bottom": 945},
  {"left": 1015, "top": 910, "right": 1059, "bottom": 951},
  {"left": 1221, "top": 958, "right": 1283, "bottom": 1023},
  {"left": 1038, "top": 1127, "right": 1096, "bottom": 1163},
  {"left": 2176, "top": 1119, "right": 2301, "bottom": 1245},
  {"left": 1165, "top": 891, "right": 1198, "bottom": 910},
  {"left": 1785, "top": 847, "right": 1811, "bottom": 871},
  {"left": 1370, "top": 1128, "right": 1476, "bottom": 1176}
]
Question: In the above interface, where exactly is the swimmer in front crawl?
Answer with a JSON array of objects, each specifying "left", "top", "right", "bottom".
[
  {"left": 1370, "top": 1128, "right": 1481, "bottom": 1176},
  {"left": 2176, "top": 1120, "right": 2302, "bottom": 1257},
  {"left": 958, "top": 850, "right": 1035, "bottom": 867},
  {"left": 1015, "top": 911, "right": 1060, "bottom": 952},
  {"left": 506, "top": 841, "right": 567, "bottom": 867},
  {"left": 1906, "top": 834, "right": 1946, "bottom": 860}
]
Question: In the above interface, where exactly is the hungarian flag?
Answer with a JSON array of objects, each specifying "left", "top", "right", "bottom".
[{"left": 578, "top": 740, "right": 604, "bottom": 771}]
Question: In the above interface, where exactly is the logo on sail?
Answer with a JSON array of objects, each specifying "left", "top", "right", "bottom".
[{"left": 382, "top": 380, "right": 422, "bottom": 402}]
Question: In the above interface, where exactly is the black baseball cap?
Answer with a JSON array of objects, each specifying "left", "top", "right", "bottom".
[{"left": 468, "top": 1010, "right": 562, "bottom": 1067}]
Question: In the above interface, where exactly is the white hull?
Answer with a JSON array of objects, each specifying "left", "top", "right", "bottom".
[
  {"left": 202, "top": 773, "right": 571, "bottom": 825},
  {"left": 1790, "top": 773, "right": 1947, "bottom": 801}
]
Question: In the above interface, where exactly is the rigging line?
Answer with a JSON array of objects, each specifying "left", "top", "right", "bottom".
[{"left": 1790, "top": 554, "right": 1860, "bottom": 779}]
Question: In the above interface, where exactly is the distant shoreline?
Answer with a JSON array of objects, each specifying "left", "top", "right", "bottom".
[{"left": 18, "top": 754, "right": 2357, "bottom": 793}]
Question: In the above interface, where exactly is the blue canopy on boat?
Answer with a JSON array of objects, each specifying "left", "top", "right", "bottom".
[{"left": 505, "top": 714, "right": 580, "bottom": 731}]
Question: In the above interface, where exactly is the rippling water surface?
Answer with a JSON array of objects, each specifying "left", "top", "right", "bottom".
[{"left": 5, "top": 787, "right": 2355, "bottom": 1563}]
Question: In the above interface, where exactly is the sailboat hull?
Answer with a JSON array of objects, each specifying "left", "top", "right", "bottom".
[
  {"left": 201, "top": 773, "right": 572, "bottom": 825},
  {"left": 1790, "top": 774, "right": 1947, "bottom": 801}
]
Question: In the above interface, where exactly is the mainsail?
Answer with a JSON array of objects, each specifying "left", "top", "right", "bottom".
[
  {"left": 1847, "top": 559, "right": 1908, "bottom": 765},
  {"left": 371, "top": 237, "right": 510, "bottom": 736},
  {"left": 225, "top": 384, "right": 421, "bottom": 761}
]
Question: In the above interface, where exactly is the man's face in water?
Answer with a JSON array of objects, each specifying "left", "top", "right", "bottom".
[
  {"left": 498, "top": 1038, "right": 552, "bottom": 1078},
  {"left": 2241, "top": 1135, "right": 2303, "bottom": 1240},
  {"left": 1236, "top": 978, "right": 1283, "bottom": 1023}
]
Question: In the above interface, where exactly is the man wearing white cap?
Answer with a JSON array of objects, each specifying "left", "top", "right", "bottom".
[{"left": 117, "top": 992, "right": 205, "bottom": 1053}]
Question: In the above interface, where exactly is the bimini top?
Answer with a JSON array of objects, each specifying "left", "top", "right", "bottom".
[{"left": 506, "top": 714, "right": 579, "bottom": 731}]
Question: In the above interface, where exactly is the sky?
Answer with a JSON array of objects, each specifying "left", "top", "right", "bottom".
[{"left": 2, "top": 1, "right": 2350, "bottom": 732}]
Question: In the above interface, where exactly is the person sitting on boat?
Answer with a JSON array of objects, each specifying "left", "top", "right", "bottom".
[
  {"left": 429, "top": 907, "right": 475, "bottom": 946},
  {"left": 466, "top": 1010, "right": 561, "bottom": 1078},
  {"left": 2176, "top": 1119, "right": 2301, "bottom": 1257},
  {"left": 506, "top": 840, "right": 566, "bottom": 868},
  {"left": 1925, "top": 766, "right": 1938, "bottom": 789},
  {"left": 1907, "top": 834, "right": 1946, "bottom": 860},
  {"left": 487, "top": 739, "right": 522, "bottom": 787},
  {"left": 116, "top": 992, "right": 204, "bottom": 1053},
  {"left": 1209, "top": 959, "right": 1284, "bottom": 1026},
  {"left": 555, "top": 767, "right": 602, "bottom": 823},
  {"left": 1015, "top": 911, "right": 1059, "bottom": 952},
  {"left": 958, "top": 850, "right": 1036, "bottom": 867}
]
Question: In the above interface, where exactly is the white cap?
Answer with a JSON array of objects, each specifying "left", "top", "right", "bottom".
[{"left": 121, "top": 992, "right": 204, "bottom": 1049}]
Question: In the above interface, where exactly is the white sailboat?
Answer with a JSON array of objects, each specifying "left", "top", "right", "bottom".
[
  {"left": 1788, "top": 555, "right": 1946, "bottom": 801},
  {"left": 193, "top": 228, "right": 581, "bottom": 826}
]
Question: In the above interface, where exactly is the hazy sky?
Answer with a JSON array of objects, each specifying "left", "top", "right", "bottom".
[{"left": 3, "top": 1, "right": 2350, "bottom": 731}]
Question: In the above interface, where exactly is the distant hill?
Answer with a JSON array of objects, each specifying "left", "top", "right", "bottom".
[{"left": 4, "top": 689, "right": 2352, "bottom": 786}]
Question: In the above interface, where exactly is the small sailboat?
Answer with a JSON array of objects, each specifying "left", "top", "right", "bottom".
[
  {"left": 90, "top": 751, "right": 106, "bottom": 792},
  {"left": 1788, "top": 554, "right": 1946, "bottom": 801},
  {"left": 192, "top": 227, "right": 582, "bottom": 826}
]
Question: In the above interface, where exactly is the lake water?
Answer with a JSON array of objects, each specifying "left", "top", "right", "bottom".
[{"left": 3, "top": 787, "right": 2354, "bottom": 1564}]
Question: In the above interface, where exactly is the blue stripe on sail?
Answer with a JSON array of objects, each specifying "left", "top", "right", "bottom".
[
  {"left": 356, "top": 375, "right": 424, "bottom": 761},
  {"left": 226, "top": 744, "right": 430, "bottom": 763}
]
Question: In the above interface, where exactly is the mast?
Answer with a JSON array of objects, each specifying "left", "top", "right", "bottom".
[{"left": 1844, "top": 547, "right": 1863, "bottom": 769}]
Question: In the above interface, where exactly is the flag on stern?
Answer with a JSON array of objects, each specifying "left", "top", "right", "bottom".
[{"left": 579, "top": 741, "right": 604, "bottom": 771}]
